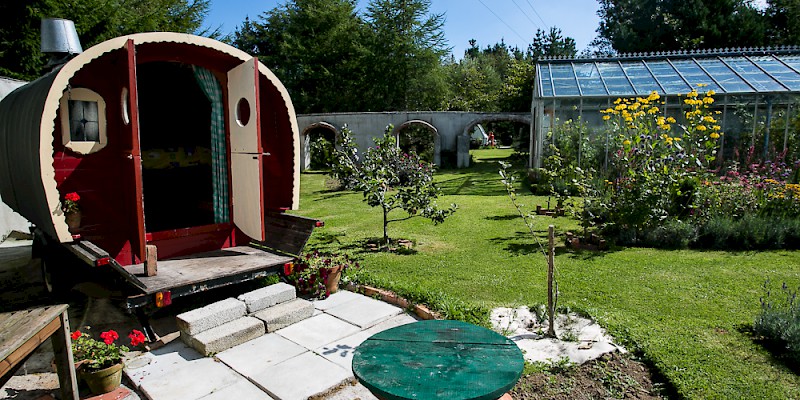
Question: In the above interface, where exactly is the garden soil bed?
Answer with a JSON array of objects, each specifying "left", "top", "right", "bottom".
[{"left": 510, "top": 352, "right": 667, "bottom": 400}]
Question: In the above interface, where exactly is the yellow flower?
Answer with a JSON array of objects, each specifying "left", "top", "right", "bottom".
[
  {"left": 687, "top": 90, "right": 699, "bottom": 98},
  {"left": 614, "top": 98, "right": 622, "bottom": 104},
  {"left": 623, "top": 140, "right": 631, "bottom": 146},
  {"left": 666, "top": 137, "right": 674, "bottom": 145},
  {"left": 697, "top": 83, "right": 708, "bottom": 87},
  {"left": 625, "top": 116, "right": 633, "bottom": 122},
  {"left": 703, "top": 116, "right": 716, "bottom": 123},
  {"left": 602, "top": 115, "right": 611, "bottom": 121},
  {"left": 674, "top": 137, "right": 682, "bottom": 141},
  {"left": 666, "top": 117, "right": 676, "bottom": 123},
  {"left": 710, "top": 132, "right": 720, "bottom": 139},
  {"left": 657, "top": 116, "right": 666, "bottom": 125},
  {"left": 712, "top": 125, "right": 721, "bottom": 131},
  {"left": 661, "top": 124, "right": 671, "bottom": 130},
  {"left": 697, "top": 125, "right": 707, "bottom": 131},
  {"left": 706, "top": 90, "right": 716, "bottom": 96},
  {"left": 703, "top": 97, "right": 715, "bottom": 104},
  {"left": 648, "top": 91, "right": 660, "bottom": 101}
]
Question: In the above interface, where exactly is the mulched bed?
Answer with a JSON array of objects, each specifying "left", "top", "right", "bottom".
[{"left": 510, "top": 352, "right": 668, "bottom": 400}]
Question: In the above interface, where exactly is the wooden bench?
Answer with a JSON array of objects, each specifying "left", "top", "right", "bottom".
[{"left": 0, "top": 304, "right": 78, "bottom": 400}]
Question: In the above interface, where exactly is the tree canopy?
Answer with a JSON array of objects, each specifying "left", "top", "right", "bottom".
[{"left": 0, "top": 0, "right": 211, "bottom": 80}]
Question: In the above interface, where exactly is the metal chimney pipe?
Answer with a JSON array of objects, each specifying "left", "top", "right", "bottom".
[{"left": 41, "top": 18, "right": 83, "bottom": 55}]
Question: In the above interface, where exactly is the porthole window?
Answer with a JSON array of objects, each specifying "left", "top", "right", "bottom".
[{"left": 59, "top": 87, "right": 108, "bottom": 154}]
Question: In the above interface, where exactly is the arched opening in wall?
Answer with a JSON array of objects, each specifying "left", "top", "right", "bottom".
[
  {"left": 395, "top": 120, "right": 437, "bottom": 165},
  {"left": 464, "top": 116, "right": 532, "bottom": 155},
  {"left": 304, "top": 123, "right": 337, "bottom": 170}
]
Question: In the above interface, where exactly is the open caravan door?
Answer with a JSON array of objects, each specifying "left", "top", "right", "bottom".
[{"left": 228, "top": 57, "right": 266, "bottom": 241}]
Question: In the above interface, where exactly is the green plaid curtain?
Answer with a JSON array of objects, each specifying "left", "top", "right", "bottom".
[{"left": 193, "top": 66, "right": 229, "bottom": 223}]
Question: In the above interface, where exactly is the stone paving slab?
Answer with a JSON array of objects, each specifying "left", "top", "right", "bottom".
[
  {"left": 276, "top": 314, "right": 360, "bottom": 350},
  {"left": 197, "top": 380, "right": 275, "bottom": 400},
  {"left": 139, "top": 358, "right": 245, "bottom": 400},
  {"left": 312, "top": 290, "right": 361, "bottom": 311},
  {"left": 249, "top": 351, "right": 352, "bottom": 400},
  {"left": 176, "top": 298, "right": 246, "bottom": 336},
  {"left": 237, "top": 283, "right": 295, "bottom": 313},
  {"left": 324, "top": 295, "right": 403, "bottom": 328},
  {"left": 313, "top": 313, "right": 418, "bottom": 370},
  {"left": 216, "top": 333, "right": 307, "bottom": 377},
  {"left": 252, "top": 298, "right": 314, "bottom": 332},
  {"left": 124, "top": 341, "right": 203, "bottom": 389},
  {"left": 319, "top": 381, "right": 379, "bottom": 400}
]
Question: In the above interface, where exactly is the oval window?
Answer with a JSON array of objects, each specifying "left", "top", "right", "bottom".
[{"left": 236, "top": 98, "right": 250, "bottom": 127}]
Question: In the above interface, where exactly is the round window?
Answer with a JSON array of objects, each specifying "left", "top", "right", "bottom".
[{"left": 236, "top": 98, "right": 250, "bottom": 127}]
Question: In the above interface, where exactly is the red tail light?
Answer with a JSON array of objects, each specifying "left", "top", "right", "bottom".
[
  {"left": 315, "top": 221, "right": 325, "bottom": 227},
  {"left": 283, "top": 262, "right": 294, "bottom": 276},
  {"left": 155, "top": 291, "right": 172, "bottom": 307},
  {"left": 95, "top": 257, "right": 110, "bottom": 267}
]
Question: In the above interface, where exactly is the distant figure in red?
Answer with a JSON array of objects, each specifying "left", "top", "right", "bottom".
[{"left": 488, "top": 132, "right": 496, "bottom": 147}]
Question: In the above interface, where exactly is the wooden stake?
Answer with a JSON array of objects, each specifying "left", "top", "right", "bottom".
[
  {"left": 145, "top": 245, "right": 158, "bottom": 277},
  {"left": 547, "top": 225, "right": 556, "bottom": 338}
]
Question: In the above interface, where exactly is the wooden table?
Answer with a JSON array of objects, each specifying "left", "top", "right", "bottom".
[
  {"left": 0, "top": 304, "right": 78, "bottom": 400},
  {"left": 352, "top": 320, "right": 524, "bottom": 400}
]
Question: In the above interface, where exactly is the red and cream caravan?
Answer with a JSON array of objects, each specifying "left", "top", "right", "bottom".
[{"left": 0, "top": 33, "right": 317, "bottom": 333}]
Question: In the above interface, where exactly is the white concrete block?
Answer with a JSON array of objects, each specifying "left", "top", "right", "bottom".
[
  {"left": 139, "top": 358, "right": 243, "bottom": 400},
  {"left": 197, "top": 380, "right": 275, "bottom": 400},
  {"left": 177, "top": 298, "right": 247, "bottom": 335},
  {"left": 186, "top": 316, "right": 265, "bottom": 355},
  {"left": 312, "top": 290, "right": 361, "bottom": 311},
  {"left": 123, "top": 340, "right": 202, "bottom": 389},
  {"left": 252, "top": 298, "right": 314, "bottom": 332},
  {"left": 237, "top": 282, "right": 296, "bottom": 313}
]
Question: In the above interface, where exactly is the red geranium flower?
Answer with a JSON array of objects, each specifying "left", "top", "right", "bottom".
[
  {"left": 71, "top": 331, "right": 81, "bottom": 340},
  {"left": 65, "top": 192, "right": 80, "bottom": 202},
  {"left": 128, "top": 330, "right": 146, "bottom": 347},
  {"left": 99, "top": 330, "right": 119, "bottom": 345}
]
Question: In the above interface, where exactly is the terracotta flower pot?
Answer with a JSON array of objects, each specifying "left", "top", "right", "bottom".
[
  {"left": 66, "top": 211, "right": 81, "bottom": 234},
  {"left": 79, "top": 362, "right": 123, "bottom": 395},
  {"left": 324, "top": 265, "right": 344, "bottom": 295}
]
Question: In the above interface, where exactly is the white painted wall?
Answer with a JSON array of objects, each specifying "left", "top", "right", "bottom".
[{"left": 0, "top": 77, "right": 32, "bottom": 239}]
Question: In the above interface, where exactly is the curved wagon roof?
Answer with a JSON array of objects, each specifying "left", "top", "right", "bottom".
[{"left": 0, "top": 32, "right": 300, "bottom": 244}]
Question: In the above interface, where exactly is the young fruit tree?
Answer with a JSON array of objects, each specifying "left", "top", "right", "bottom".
[{"left": 331, "top": 125, "right": 456, "bottom": 246}]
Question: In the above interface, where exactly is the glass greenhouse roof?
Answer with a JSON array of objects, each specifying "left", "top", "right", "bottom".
[{"left": 536, "top": 49, "right": 800, "bottom": 98}]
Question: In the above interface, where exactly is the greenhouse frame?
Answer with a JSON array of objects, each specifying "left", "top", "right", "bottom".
[{"left": 530, "top": 46, "right": 800, "bottom": 170}]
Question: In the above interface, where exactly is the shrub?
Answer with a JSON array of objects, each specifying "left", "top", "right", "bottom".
[
  {"left": 754, "top": 281, "right": 800, "bottom": 365},
  {"left": 696, "top": 216, "right": 800, "bottom": 250},
  {"left": 643, "top": 219, "right": 698, "bottom": 249}
]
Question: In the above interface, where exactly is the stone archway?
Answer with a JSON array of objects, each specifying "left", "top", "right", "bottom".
[
  {"left": 393, "top": 119, "right": 441, "bottom": 166},
  {"left": 462, "top": 114, "right": 532, "bottom": 146},
  {"left": 301, "top": 121, "right": 338, "bottom": 171}
]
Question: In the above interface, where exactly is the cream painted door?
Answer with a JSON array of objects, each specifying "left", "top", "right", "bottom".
[{"left": 228, "top": 57, "right": 266, "bottom": 241}]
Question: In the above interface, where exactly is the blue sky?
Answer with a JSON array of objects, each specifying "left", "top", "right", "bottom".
[{"left": 204, "top": 0, "right": 601, "bottom": 57}]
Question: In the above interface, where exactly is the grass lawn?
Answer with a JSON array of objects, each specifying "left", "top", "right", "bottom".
[{"left": 295, "top": 148, "right": 800, "bottom": 399}]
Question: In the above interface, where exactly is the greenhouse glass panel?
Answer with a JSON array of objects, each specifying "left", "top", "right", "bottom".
[
  {"left": 539, "top": 65, "right": 554, "bottom": 96},
  {"left": 645, "top": 61, "right": 691, "bottom": 94},
  {"left": 670, "top": 59, "right": 722, "bottom": 92},
  {"left": 695, "top": 59, "right": 752, "bottom": 92},
  {"left": 550, "top": 64, "right": 580, "bottom": 96},
  {"left": 780, "top": 55, "right": 800, "bottom": 73},
  {"left": 574, "top": 63, "right": 607, "bottom": 95},
  {"left": 749, "top": 55, "right": 800, "bottom": 90},
  {"left": 622, "top": 61, "right": 662, "bottom": 94},
  {"left": 596, "top": 62, "right": 634, "bottom": 95},
  {"left": 725, "top": 58, "right": 786, "bottom": 92}
]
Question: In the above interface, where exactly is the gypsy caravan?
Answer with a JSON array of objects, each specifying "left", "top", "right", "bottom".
[{"left": 0, "top": 32, "right": 318, "bottom": 338}]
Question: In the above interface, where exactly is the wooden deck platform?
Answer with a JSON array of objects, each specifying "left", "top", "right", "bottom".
[{"left": 122, "top": 246, "right": 293, "bottom": 295}]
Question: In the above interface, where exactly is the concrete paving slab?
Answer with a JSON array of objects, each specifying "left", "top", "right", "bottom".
[
  {"left": 197, "top": 380, "right": 275, "bottom": 400},
  {"left": 250, "top": 352, "right": 351, "bottom": 400},
  {"left": 324, "top": 295, "right": 403, "bottom": 328},
  {"left": 313, "top": 313, "right": 418, "bottom": 370},
  {"left": 312, "top": 290, "right": 361, "bottom": 311},
  {"left": 252, "top": 298, "right": 314, "bottom": 332},
  {"left": 318, "top": 380, "right": 379, "bottom": 400},
  {"left": 123, "top": 340, "right": 203, "bottom": 389},
  {"left": 139, "top": 358, "right": 244, "bottom": 400},
  {"left": 276, "top": 314, "right": 360, "bottom": 350},
  {"left": 216, "top": 333, "right": 307, "bottom": 377}
]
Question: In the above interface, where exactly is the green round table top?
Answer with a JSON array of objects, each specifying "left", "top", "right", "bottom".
[{"left": 352, "top": 319, "right": 524, "bottom": 400}]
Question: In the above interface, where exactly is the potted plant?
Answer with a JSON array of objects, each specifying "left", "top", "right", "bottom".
[
  {"left": 62, "top": 192, "right": 81, "bottom": 233},
  {"left": 286, "top": 251, "right": 358, "bottom": 299},
  {"left": 71, "top": 328, "right": 146, "bottom": 394}
]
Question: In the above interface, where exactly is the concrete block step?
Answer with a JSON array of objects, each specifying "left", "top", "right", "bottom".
[
  {"left": 237, "top": 282, "right": 296, "bottom": 313},
  {"left": 177, "top": 298, "right": 247, "bottom": 336},
  {"left": 184, "top": 316, "right": 266, "bottom": 356},
  {"left": 253, "top": 298, "right": 314, "bottom": 333}
]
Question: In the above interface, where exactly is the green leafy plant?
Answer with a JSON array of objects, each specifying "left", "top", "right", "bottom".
[
  {"left": 62, "top": 192, "right": 80, "bottom": 214},
  {"left": 754, "top": 281, "right": 800, "bottom": 364},
  {"left": 287, "top": 251, "right": 359, "bottom": 299},
  {"left": 330, "top": 125, "right": 456, "bottom": 246},
  {"left": 71, "top": 328, "right": 145, "bottom": 370}
]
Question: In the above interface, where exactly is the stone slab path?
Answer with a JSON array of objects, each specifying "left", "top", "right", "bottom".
[{"left": 124, "top": 291, "right": 416, "bottom": 400}]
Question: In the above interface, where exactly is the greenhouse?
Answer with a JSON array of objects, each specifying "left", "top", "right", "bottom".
[{"left": 530, "top": 46, "right": 800, "bottom": 170}]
